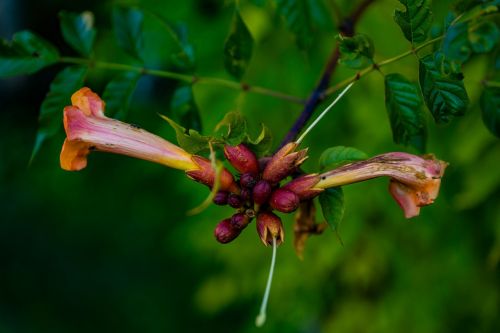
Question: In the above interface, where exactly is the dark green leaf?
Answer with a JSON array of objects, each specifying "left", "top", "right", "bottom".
[
  {"left": 480, "top": 87, "right": 500, "bottom": 137},
  {"left": 59, "top": 11, "right": 96, "bottom": 57},
  {"left": 318, "top": 146, "right": 368, "bottom": 172},
  {"left": 319, "top": 187, "right": 344, "bottom": 236},
  {"left": 32, "top": 66, "right": 87, "bottom": 158},
  {"left": 170, "top": 85, "right": 202, "bottom": 132},
  {"left": 385, "top": 73, "right": 427, "bottom": 152},
  {"left": 170, "top": 23, "right": 196, "bottom": 71},
  {"left": 102, "top": 71, "right": 141, "bottom": 120},
  {"left": 0, "top": 30, "right": 59, "bottom": 77},
  {"left": 223, "top": 10, "right": 253, "bottom": 80},
  {"left": 275, "top": 0, "right": 332, "bottom": 50},
  {"left": 245, "top": 124, "right": 273, "bottom": 157},
  {"left": 160, "top": 114, "right": 212, "bottom": 154},
  {"left": 419, "top": 53, "right": 469, "bottom": 123},
  {"left": 442, "top": 21, "right": 473, "bottom": 64},
  {"left": 338, "top": 34, "right": 375, "bottom": 69},
  {"left": 394, "top": 0, "right": 433, "bottom": 44},
  {"left": 112, "top": 7, "right": 144, "bottom": 61},
  {"left": 214, "top": 111, "right": 248, "bottom": 145},
  {"left": 468, "top": 21, "right": 500, "bottom": 53}
]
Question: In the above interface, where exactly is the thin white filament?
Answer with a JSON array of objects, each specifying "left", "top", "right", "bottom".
[
  {"left": 255, "top": 237, "right": 277, "bottom": 327},
  {"left": 296, "top": 82, "right": 355, "bottom": 144}
]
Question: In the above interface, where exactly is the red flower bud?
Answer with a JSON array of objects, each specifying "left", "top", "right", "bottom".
[
  {"left": 282, "top": 174, "right": 322, "bottom": 200},
  {"left": 213, "top": 191, "right": 229, "bottom": 205},
  {"left": 253, "top": 180, "right": 272, "bottom": 205},
  {"left": 269, "top": 188, "right": 300, "bottom": 213},
  {"left": 228, "top": 193, "right": 243, "bottom": 208},
  {"left": 230, "top": 213, "right": 250, "bottom": 230},
  {"left": 186, "top": 156, "right": 240, "bottom": 193},
  {"left": 214, "top": 218, "right": 241, "bottom": 244},
  {"left": 256, "top": 212, "right": 284, "bottom": 246},
  {"left": 224, "top": 144, "right": 259, "bottom": 174},
  {"left": 262, "top": 142, "right": 308, "bottom": 184},
  {"left": 240, "top": 172, "right": 257, "bottom": 188}
]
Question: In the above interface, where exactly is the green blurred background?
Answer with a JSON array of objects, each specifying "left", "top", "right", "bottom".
[{"left": 1, "top": 0, "right": 499, "bottom": 332}]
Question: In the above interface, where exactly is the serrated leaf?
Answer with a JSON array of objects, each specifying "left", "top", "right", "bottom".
[
  {"left": 215, "top": 111, "right": 248, "bottom": 145},
  {"left": 245, "top": 124, "right": 273, "bottom": 157},
  {"left": 419, "top": 53, "right": 469, "bottom": 123},
  {"left": 394, "top": 0, "right": 433, "bottom": 44},
  {"left": 480, "top": 87, "right": 500, "bottom": 137},
  {"left": 102, "top": 71, "right": 141, "bottom": 120},
  {"left": 112, "top": 7, "right": 144, "bottom": 61},
  {"left": 318, "top": 146, "right": 368, "bottom": 172},
  {"left": 32, "top": 66, "right": 87, "bottom": 158},
  {"left": 0, "top": 30, "right": 59, "bottom": 77},
  {"left": 223, "top": 10, "right": 253, "bottom": 80},
  {"left": 468, "top": 21, "right": 500, "bottom": 53},
  {"left": 385, "top": 73, "right": 427, "bottom": 152},
  {"left": 338, "top": 34, "right": 375, "bottom": 69},
  {"left": 275, "top": 0, "right": 332, "bottom": 50},
  {"left": 59, "top": 11, "right": 96, "bottom": 57},
  {"left": 159, "top": 114, "right": 212, "bottom": 154},
  {"left": 319, "top": 187, "right": 344, "bottom": 236},
  {"left": 170, "top": 85, "right": 202, "bottom": 132}
]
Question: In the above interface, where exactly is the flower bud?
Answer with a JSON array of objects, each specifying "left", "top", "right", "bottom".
[
  {"left": 230, "top": 213, "right": 250, "bottom": 230},
  {"left": 213, "top": 191, "right": 229, "bottom": 205},
  {"left": 240, "top": 188, "right": 251, "bottom": 202},
  {"left": 240, "top": 172, "right": 257, "bottom": 188},
  {"left": 224, "top": 144, "right": 259, "bottom": 174},
  {"left": 214, "top": 219, "right": 241, "bottom": 244},
  {"left": 256, "top": 212, "right": 284, "bottom": 246},
  {"left": 253, "top": 180, "right": 272, "bottom": 205},
  {"left": 228, "top": 193, "right": 243, "bottom": 208},
  {"left": 186, "top": 156, "right": 240, "bottom": 193},
  {"left": 262, "top": 142, "right": 308, "bottom": 184},
  {"left": 269, "top": 188, "right": 300, "bottom": 213},
  {"left": 282, "top": 174, "right": 322, "bottom": 200}
]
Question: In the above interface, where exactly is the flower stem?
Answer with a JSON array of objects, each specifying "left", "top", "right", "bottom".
[{"left": 255, "top": 237, "right": 277, "bottom": 328}]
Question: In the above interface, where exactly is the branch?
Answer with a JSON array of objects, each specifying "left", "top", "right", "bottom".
[{"left": 278, "top": 0, "right": 377, "bottom": 148}]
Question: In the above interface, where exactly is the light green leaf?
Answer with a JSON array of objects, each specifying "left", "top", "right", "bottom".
[
  {"left": 32, "top": 66, "right": 87, "bottom": 159},
  {"left": 215, "top": 111, "right": 248, "bottom": 145},
  {"left": 394, "top": 0, "right": 433, "bottom": 44},
  {"left": 318, "top": 146, "right": 368, "bottom": 172},
  {"left": 385, "top": 73, "right": 427, "bottom": 152},
  {"left": 0, "top": 30, "right": 59, "bottom": 77},
  {"left": 59, "top": 11, "right": 96, "bottom": 57},
  {"left": 112, "top": 7, "right": 144, "bottom": 61},
  {"left": 480, "top": 87, "right": 500, "bottom": 137},
  {"left": 338, "top": 34, "right": 375, "bottom": 69},
  {"left": 102, "top": 71, "right": 141, "bottom": 120},
  {"left": 419, "top": 52, "right": 469, "bottom": 123},
  {"left": 319, "top": 187, "right": 345, "bottom": 238},
  {"left": 170, "top": 85, "right": 202, "bottom": 132},
  {"left": 160, "top": 114, "right": 213, "bottom": 154},
  {"left": 223, "top": 10, "right": 253, "bottom": 80},
  {"left": 245, "top": 124, "right": 273, "bottom": 157}
]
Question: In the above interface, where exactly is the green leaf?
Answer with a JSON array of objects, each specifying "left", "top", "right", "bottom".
[
  {"left": 59, "top": 11, "right": 96, "bottom": 57},
  {"left": 102, "top": 71, "right": 141, "bottom": 120},
  {"left": 419, "top": 52, "right": 469, "bottom": 123},
  {"left": 318, "top": 146, "right": 368, "bottom": 172},
  {"left": 245, "top": 124, "right": 273, "bottom": 157},
  {"left": 223, "top": 10, "right": 253, "bottom": 80},
  {"left": 394, "top": 0, "right": 433, "bottom": 44},
  {"left": 214, "top": 111, "right": 248, "bottom": 145},
  {"left": 170, "top": 85, "right": 202, "bottom": 132},
  {"left": 160, "top": 114, "right": 212, "bottom": 154},
  {"left": 0, "top": 30, "right": 59, "bottom": 77},
  {"left": 480, "top": 87, "right": 500, "bottom": 137},
  {"left": 275, "top": 0, "right": 332, "bottom": 50},
  {"left": 319, "top": 187, "right": 345, "bottom": 236},
  {"left": 112, "top": 7, "right": 144, "bottom": 61},
  {"left": 338, "top": 34, "right": 375, "bottom": 69},
  {"left": 170, "top": 23, "right": 196, "bottom": 71},
  {"left": 468, "top": 21, "right": 500, "bottom": 53},
  {"left": 384, "top": 73, "right": 427, "bottom": 152},
  {"left": 442, "top": 21, "right": 472, "bottom": 64},
  {"left": 32, "top": 66, "right": 87, "bottom": 158}
]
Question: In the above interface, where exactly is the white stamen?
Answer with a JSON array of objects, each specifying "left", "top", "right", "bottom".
[{"left": 255, "top": 237, "right": 277, "bottom": 327}]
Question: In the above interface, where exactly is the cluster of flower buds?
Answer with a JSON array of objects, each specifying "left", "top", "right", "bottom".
[{"left": 211, "top": 142, "right": 310, "bottom": 246}]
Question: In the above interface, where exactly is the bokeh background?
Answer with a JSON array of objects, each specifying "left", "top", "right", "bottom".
[{"left": 1, "top": 0, "right": 499, "bottom": 332}]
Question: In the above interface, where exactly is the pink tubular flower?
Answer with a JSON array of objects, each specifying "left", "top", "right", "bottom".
[
  {"left": 60, "top": 87, "right": 239, "bottom": 193},
  {"left": 313, "top": 152, "right": 448, "bottom": 218}
]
